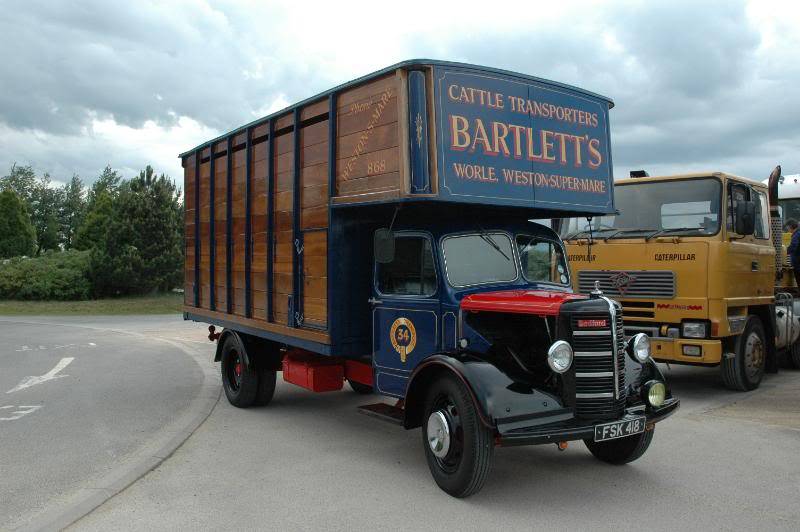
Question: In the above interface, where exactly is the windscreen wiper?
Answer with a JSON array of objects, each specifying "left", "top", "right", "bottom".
[
  {"left": 478, "top": 226, "right": 511, "bottom": 261},
  {"left": 644, "top": 227, "right": 699, "bottom": 241},
  {"left": 563, "top": 228, "right": 616, "bottom": 240}
]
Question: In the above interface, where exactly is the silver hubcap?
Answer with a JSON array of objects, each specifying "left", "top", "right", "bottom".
[
  {"left": 427, "top": 410, "right": 451, "bottom": 458},
  {"left": 744, "top": 331, "right": 764, "bottom": 380}
]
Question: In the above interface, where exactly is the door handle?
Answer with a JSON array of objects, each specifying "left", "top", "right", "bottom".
[{"left": 368, "top": 297, "right": 383, "bottom": 305}]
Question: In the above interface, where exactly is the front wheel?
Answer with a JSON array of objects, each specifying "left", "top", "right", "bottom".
[
  {"left": 421, "top": 374, "right": 494, "bottom": 498},
  {"left": 721, "top": 316, "right": 766, "bottom": 391},
  {"left": 584, "top": 428, "right": 654, "bottom": 464}
]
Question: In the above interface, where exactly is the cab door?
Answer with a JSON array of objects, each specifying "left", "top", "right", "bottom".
[
  {"left": 371, "top": 232, "right": 440, "bottom": 397},
  {"left": 725, "top": 182, "right": 773, "bottom": 300}
]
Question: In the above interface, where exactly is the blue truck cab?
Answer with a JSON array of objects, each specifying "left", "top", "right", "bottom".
[{"left": 181, "top": 60, "right": 679, "bottom": 497}]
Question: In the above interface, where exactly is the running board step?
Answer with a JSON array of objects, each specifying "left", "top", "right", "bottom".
[{"left": 357, "top": 403, "right": 404, "bottom": 426}]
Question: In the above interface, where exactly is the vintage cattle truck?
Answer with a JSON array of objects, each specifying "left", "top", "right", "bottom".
[
  {"left": 181, "top": 60, "right": 679, "bottom": 497},
  {"left": 560, "top": 168, "right": 800, "bottom": 390}
]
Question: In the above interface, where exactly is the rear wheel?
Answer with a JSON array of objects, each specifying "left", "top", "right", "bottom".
[
  {"left": 584, "top": 428, "right": 654, "bottom": 464},
  {"left": 721, "top": 316, "right": 766, "bottom": 391},
  {"left": 220, "top": 335, "right": 259, "bottom": 408},
  {"left": 254, "top": 365, "right": 277, "bottom": 406},
  {"left": 790, "top": 341, "right": 800, "bottom": 369},
  {"left": 421, "top": 374, "right": 493, "bottom": 498}
]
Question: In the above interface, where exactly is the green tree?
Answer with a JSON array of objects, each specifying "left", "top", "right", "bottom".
[
  {"left": 0, "top": 190, "right": 36, "bottom": 258},
  {"left": 59, "top": 174, "right": 86, "bottom": 249},
  {"left": 30, "top": 173, "right": 64, "bottom": 254},
  {"left": 89, "top": 166, "right": 183, "bottom": 295},
  {"left": 73, "top": 191, "right": 113, "bottom": 251},
  {"left": 88, "top": 166, "right": 121, "bottom": 205},
  {"left": 0, "top": 163, "right": 37, "bottom": 207}
]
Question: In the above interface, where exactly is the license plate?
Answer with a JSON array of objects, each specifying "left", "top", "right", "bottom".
[{"left": 594, "top": 416, "right": 646, "bottom": 442}]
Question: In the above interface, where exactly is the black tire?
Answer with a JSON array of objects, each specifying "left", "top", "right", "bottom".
[
  {"left": 584, "top": 428, "right": 654, "bottom": 464},
  {"left": 220, "top": 335, "right": 259, "bottom": 408},
  {"left": 347, "top": 379, "right": 373, "bottom": 394},
  {"left": 254, "top": 366, "right": 277, "bottom": 406},
  {"left": 421, "top": 374, "right": 493, "bottom": 498},
  {"left": 790, "top": 341, "right": 800, "bottom": 369},
  {"left": 721, "top": 316, "right": 766, "bottom": 391}
]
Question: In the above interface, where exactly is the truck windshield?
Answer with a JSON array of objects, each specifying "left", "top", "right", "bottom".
[
  {"left": 560, "top": 178, "right": 722, "bottom": 239},
  {"left": 779, "top": 199, "right": 800, "bottom": 224},
  {"left": 441, "top": 233, "right": 517, "bottom": 287},
  {"left": 516, "top": 235, "right": 569, "bottom": 285}
]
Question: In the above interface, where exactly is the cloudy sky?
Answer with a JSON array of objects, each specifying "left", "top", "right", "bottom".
[{"left": 1, "top": 0, "right": 798, "bottom": 187}]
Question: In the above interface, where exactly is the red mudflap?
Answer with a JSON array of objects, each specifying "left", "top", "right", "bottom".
[{"left": 344, "top": 359, "right": 373, "bottom": 386}]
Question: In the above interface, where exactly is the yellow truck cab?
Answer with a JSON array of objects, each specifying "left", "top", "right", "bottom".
[{"left": 561, "top": 171, "right": 800, "bottom": 391}]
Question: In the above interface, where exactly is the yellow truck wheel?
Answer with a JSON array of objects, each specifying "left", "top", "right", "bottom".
[
  {"left": 790, "top": 342, "right": 800, "bottom": 370},
  {"left": 721, "top": 316, "right": 766, "bottom": 391}
]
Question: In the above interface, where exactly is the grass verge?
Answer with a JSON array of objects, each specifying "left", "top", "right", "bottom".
[{"left": 0, "top": 292, "right": 184, "bottom": 315}]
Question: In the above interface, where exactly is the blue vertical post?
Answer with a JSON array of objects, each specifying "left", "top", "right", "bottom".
[
  {"left": 292, "top": 108, "right": 302, "bottom": 327},
  {"left": 208, "top": 145, "right": 216, "bottom": 311},
  {"left": 226, "top": 136, "right": 233, "bottom": 314},
  {"left": 407, "top": 70, "right": 431, "bottom": 194},
  {"left": 245, "top": 127, "right": 253, "bottom": 318},
  {"left": 327, "top": 93, "right": 336, "bottom": 332}
]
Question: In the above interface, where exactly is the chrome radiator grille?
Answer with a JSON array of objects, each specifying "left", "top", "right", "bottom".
[
  {"left": 578, "top": 270, "right": 675, "bottom": 299},
  {"left": 570, "top": 312, "right": 626, "bottom": 420}
]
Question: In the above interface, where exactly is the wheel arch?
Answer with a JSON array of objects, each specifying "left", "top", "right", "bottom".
[
  {"left": 214, "top": 329, "right": 283, "bottom": 371},
  {"left": 403, "top": 355, "right": 493, "bottom": 430},
  {"left": 403, "top": 353, "right": 563, "bottom": 431}
]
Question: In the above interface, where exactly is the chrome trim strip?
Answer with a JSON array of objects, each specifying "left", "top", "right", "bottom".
[
  {"left": 574, "top": 351, "right": 613, "bottom": 357},
  {"left": 598, "top": 295, "right": 620, "bottom": 399},
  {"left": 576, "top": 371, "right": 614, "bottom": 378},
  {"left": 576, "top": 392, "right": 614, "bottom": 399},
  {"left": 572, "top": 330, "right": 611, "bottom": 336}
]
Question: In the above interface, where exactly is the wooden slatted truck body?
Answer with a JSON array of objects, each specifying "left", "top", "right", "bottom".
[{"left": 182, "top": 60, "right": 679, "bottom": 497}]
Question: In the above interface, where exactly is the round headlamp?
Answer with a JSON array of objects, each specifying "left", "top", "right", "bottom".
[
  {"left": 643, "top": 380, "right": 666, "bottom": 407},
  {"left": 627, "top": 333, "right": 651, "bottom": 363},
  {"left": 547, "top": 340, "right": 573, "bottom": 374}
]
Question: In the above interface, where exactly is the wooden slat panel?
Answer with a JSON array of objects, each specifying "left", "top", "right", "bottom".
[
  {"left": 337, "top": 74, "right": 396, "bottom": 110},
  {"left": 231, "top": 140, "right": 247, "bottom": 317},
  {"left": 301, "top": 99, "right": 328, "bottom": 121},
  {"left": 249, "top": 140, "right": 267, "bottom": 321}
]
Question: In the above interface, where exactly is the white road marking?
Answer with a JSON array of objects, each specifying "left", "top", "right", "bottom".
[
  {"left": 15, "top": 346, "right": 31, "bottom": 352},
  {"left": 6, "top": 357, "right": 74, "bottom": 394},
  {"left": 0, "top": 405, "right": 42, "bottom": 421}
]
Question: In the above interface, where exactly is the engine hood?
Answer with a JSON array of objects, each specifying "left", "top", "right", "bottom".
[{"left": 460, "top": 289, "right": 586, "bottom": 316}]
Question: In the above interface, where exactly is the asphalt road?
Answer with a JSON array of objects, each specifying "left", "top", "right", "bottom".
[
  {"left": 65, "top": 342, "right": 799, "bottom": 530},
  {"left": 0, "top": 316, "right": 212, "bottom": 531}
]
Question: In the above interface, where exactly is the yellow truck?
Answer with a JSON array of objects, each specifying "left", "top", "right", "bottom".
[{"left": 560, "top": 170, "right": 800, "bottom": 391}]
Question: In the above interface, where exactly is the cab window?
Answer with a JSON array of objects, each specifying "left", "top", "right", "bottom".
[
  {"left": 377, "top": 235, "right": 436, "bottom": 296},
  {"left": 727, "top": 183, "right": 749, "bottom": 232},
  {"left": 516, "top": 235, "right": 569, "bottom": 285},
  {"left": 754, "top": 190, "right": 769, "bottom": 239}
]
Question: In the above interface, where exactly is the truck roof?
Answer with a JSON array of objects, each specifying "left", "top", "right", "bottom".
[
  {"left": 615, "top": 171, "right": 767, "bottom": 189},
  {"left": 179, "top": 59, "right": 614, "bottom": 158}
]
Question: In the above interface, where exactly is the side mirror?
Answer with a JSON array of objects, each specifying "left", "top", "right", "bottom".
[
  {"left": 735, "top": 201, "right": 756, "bottom": 235},
  {"left": 374, "top": 228, "right": 395, "bottom": 264}
]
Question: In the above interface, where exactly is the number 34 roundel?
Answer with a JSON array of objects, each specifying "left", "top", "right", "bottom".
[{"left": 389, "top": 317, "right": 417, "bottom": 363}]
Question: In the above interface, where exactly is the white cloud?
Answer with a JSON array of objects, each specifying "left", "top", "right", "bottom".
[{"left": 0, "top": 0, "right": 798, "bottom": 185}]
